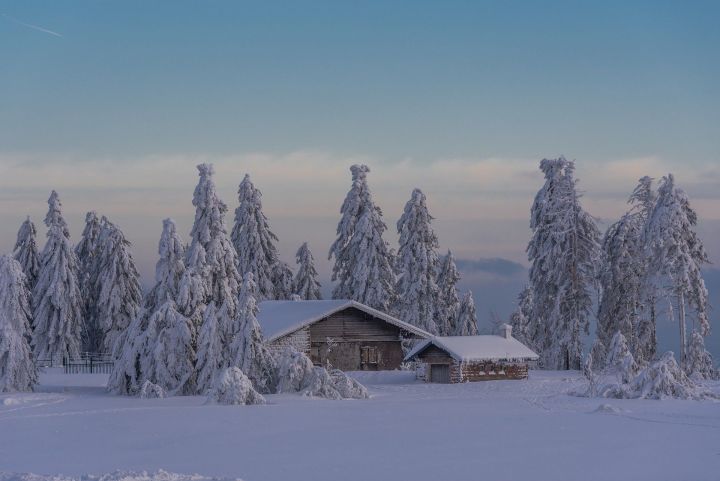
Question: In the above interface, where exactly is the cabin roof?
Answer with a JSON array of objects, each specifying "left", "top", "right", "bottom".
[
  {"left": 257, "top": 299, "right": 433, "bottom": 342},
  {"left": 404, "top": 335, "right": 540, "bottom": 362}
]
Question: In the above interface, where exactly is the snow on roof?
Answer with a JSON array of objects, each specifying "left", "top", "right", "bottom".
[
  {"left": 257, "top": 299, "right": 432, "bottom": 342},
  {"left": 404, "top": 335, "right": 539, "bottom": 362}
]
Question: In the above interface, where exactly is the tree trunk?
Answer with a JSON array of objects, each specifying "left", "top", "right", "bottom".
[{"left": 678, "top": 292, "right": 686, "bottom": 367}]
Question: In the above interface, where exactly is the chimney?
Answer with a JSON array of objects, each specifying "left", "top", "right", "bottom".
[{"left": 500, "top": 323, "right": 513, "bottom": 339}]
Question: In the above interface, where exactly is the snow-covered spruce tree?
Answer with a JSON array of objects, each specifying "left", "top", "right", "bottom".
[
  {"left": 527, "top": 158, "right": 600, "bottom": 370},
  {"left": 146, "top": 218, "right": 186, "bottom": 313},
  {"left": 294, "top": 242, "right": 322, "bottom": 300},
  {"left": 329, "top": 164, "right": 396, "bottom": 312},
  {"left": 12, "top": 217, "right": 40, "bottom": 293},
  {"left": 605, "top": 331, "right": 638, "bottom": 383},
  {"left": 229, "top": 273, "right": 276, "bottom": 394},
  {"left": 231, "top": 174, "right": 281, "bottom": 301},
  {"left": 596, "top": 176, "right": 656, "bottom": 365},
  {"left": 644, "top": 174, "right": 710, "bottom": 367},
  {"left": 108, "top": 219, "right": 187, "bottom": 395},
  {"left": 75, "top": 211, "right": 104, "bottom": 351},
  {"left": 151, "top": 300, "right": 196, "bottom": 395},
  {"left": 510, "top": 286, "right": 534, "bottom": 349},
  {"left": 685, "top": 330, "right": 718, "bottom": 380},
  {"left": 436, "top": 250, "right": 461, "bottom": 335},
  {"left": 94, "top": 217, "right": 142, "bottom": 355},
  {"left": 195, "top": 301, "right": 230, "bottom": 393},
  {"left": 185, "top": 163, "right": 241, "bottom": 321},
  {"left": 454, "top": 291, "right": 478, "bottom": 336},
  {"left": 0, "top": 255, "right": 37, "bottom": 392},
  {"left": 33, "top": 191, "right": 83, "bottom": 364},
  {"left": 272, "top": 261, "right": 295, "bottom": 300},
  {"left": 395, "top": 188, "right": 440, "bottom": 333}
]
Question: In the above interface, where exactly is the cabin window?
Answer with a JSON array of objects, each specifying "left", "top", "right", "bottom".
[
  {"left": 361, "top": 346, "right": 378, "bottom": 364},
  {"left": 309, "top": 347, "right": 320, "bottom": 364}
]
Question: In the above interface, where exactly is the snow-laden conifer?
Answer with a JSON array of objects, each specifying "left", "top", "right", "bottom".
[
  {"left": 229, "top": 273, "right": 276, "bottom": 394},
  {"left": 75, "top": 211, "right": 103, "bottom": 350},
  {"left": 395, "top": 188, "right": 440, "bottom": 333},
  {"left": 527, "top": 158, "right": 600, "bottom": 370},
  {"left": 644, "top": 174, "right": 710, "bottom": 366},
  {"left": 186, "top": 163, "right": 241, "bottom": 320},
  {"left": 32, "top": 191, "right": 83, "bottom": 363},
  {"left": 12, "top": 217, "right": 40, "bottom": 293},
  {"left": 454, "top": 291, "right": 478, "bottom": 336},
  {"left": 294, "top": 243, "right": 322, "bottom": 300},
  {"left": 0, "top": 255, "right": 37, "bottom": 392},
  {"left": 510, "top": 287, "right": 534, "bottom": 349},
  {"left": 436, "top": 250, "right": 461, "bottom": 336},
  {"left": 596, "top": 176, "right": 656, "bottom": 365},
  {"left": 329, "top": 164, "right": 396, "bottom": 311},
  {"left": 272, "top": 261, "right": 295, "bottom": 300},
  {"left": 151, "top": 301, "right": 196, "bottom": 395},
  {"left": 231, "top": 174, "right": 280, "bottom": 301},
  {"left": 195, "top": 301, "right": 228, "bottom": 393},
  {"left": 605, "top": 331, "right": 638, "bottom": 383},
  {"left": 94, "top": 218, "right": 142, "bottom": 355},
  {"left": 685, "top": 330, "right": 718, "bottom": 380},
  {"left": 208, "top": 367, "right": 266, "bottom": 405},
  {"left": 108, "top": 219, "right": 186, "bottom": 396}
]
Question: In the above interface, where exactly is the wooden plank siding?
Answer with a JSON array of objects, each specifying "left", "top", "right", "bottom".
[
  {"left": 416, "top": 344, "right": 530, "bottom": 383},
  {"left": 268, "top": 307, "right": 421, "bottom": 371}
]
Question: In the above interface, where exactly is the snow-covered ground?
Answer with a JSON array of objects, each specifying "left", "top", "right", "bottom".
[{"left": 1, "top": 369, "right": 719, "bottom": 481}]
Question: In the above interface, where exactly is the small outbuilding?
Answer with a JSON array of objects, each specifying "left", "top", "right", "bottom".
[
  {"left": 404, "top": 324, "right": 539, "bottom": 383},
  {"left": 257, "top": 299, "right": 432, "bottom": 371}
]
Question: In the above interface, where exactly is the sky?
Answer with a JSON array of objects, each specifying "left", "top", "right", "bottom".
[{"left": 1, "top": 1, "right": 719, "bottom": 355}]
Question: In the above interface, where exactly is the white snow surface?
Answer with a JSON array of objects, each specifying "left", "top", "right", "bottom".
[
  {"left": 0, "top": 368, "right": 718, "bottom": 481},
  {"left": 256, "top": 299, "right": 431, "bottom": 342},
  {"left": 0, "top": 471, "right": 241, "bottom": 481},
  {"left": 405, "top": 335, "right": 540, "bottom": 362}
]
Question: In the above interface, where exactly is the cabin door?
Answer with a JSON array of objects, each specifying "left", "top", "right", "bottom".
[{"left": 429, "top": 364, "right": 450, "bottom": 383}]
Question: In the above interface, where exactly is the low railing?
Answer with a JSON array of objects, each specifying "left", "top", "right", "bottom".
[{"left": 35, "top": 353, "right": 114, "bottom": 374}]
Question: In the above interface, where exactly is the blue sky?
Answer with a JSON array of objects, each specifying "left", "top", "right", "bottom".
[{"left": 1, "top": 1, "right": 719, "bottom": 354}]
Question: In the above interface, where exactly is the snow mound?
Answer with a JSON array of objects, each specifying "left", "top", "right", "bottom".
[
  {"left": 2, "top": 398, "right": 22, "bottom": 406},
  {"left": 139, "top": 381, "right": 166, "bottom": 399},
  {"left": 274, "top": 349, "right": 369, "bottom": 400},
  {"left": 208, "top": 367, "right": 266, "bottom": 405},
  {"left": 0, "top": 470, "right": 241, "bottom": 481},
  {"left": 593, "top": 403, "right": 622, "bottom": 414}
]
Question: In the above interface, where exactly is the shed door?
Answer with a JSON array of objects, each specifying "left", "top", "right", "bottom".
[{"left": 429, "top": 364, "right": 450, "bottom": 383}]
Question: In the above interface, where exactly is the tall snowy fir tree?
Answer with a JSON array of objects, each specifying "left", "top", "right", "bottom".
[
  {"left": 229, "top": 273, "right": 276, "bottom": 394},
  {"left": 195, "top": 301, "right": 229, "bottom": 393},
  {"left": 150, "top": 300, "right": 196, "bottom": 395},
  {"left": 527, "top": 158, "right": 600, "bottom": 370},
  {"left": 231, "top": 174, "right": 281, "bottom": 301},
  {"left": 510, "top": 287, "right": 534, "bottom": 349},
  {"left": 272, "top": 261, "right": 295, "bottom": 300},
  {"left": 109, "top": 219, "right": 187, "bottom": 395},
  {"left": 0, "top": 255, "right": 37, "bottom": 392},
  {"left": 182, "top": 163, "right": 241, "bottom": 327},
  {"left": 454, "top": 291, "right": 478, "bottom": 336},
  {"left": 75, "top": 211, "right": 104, "bottom": 351},
  {"left": 596, "top": 177, "right": 656, "bottom": 365},
  {"left": 12, "top": 217, "right": 40, "bottom": 293},
  {"left": 436, "top": 250, "right": 461, "bottom": 336},
  {"left": 294, "top": 242, "right": 322, "bottom": 300},
  {"left": 32, "top": 191, "right": 84, "bottom": 363},
  {"left": 329, "top": 165, "right": 396, "bottom": 311},
  {"left": 644, "top": 174, "right": 710, "bottom": 367},
  {"left": 395, "top": 188, "right": 440, "bottom": 334},
  {"left": 94, "top": 217, "right": 142, "bottom": 355}
]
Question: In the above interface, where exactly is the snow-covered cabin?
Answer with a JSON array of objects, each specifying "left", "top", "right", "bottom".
[
  {"left": 404, "top": 325, "right": 539, "bottom": 383},
  {"left": 257, "top": 300, "right": 431, "bottom": 371}
]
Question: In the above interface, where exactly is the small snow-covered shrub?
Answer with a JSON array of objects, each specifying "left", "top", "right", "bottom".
[
  {"left": 208, "top": 367, "right": 265, "bottom": 405},
  {"left": 329, "top": 369, "right": 369, "bottom": 399},
  {"left": 275, "top": 348, "right": 315, "bottom": 393},
  {"left": 274, "top": 348, "right": 369, "bottom": 400},
  {"left": 605, "top": 331, "right": 638, "bottom": 383},
  {"left": 139, "top": 380, "right": 166, "bottom": 399},
  {"left": 685, "top": 330, "right": 719, "bottom": 381},
  {"left": 627, "top": 352, "right": 713, "bottom": 400}
]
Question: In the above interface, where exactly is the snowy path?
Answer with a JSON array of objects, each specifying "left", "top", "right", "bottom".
[{"left": 1, "top": 369, "right": 719, "bottom": 481}]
